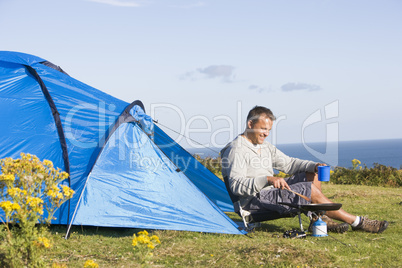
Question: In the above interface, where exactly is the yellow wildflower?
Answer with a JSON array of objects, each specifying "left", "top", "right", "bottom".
[
  {"left": 61, "top": 185, "right": 74, "bottom": 198},
  {"left": 0, "top": 174, "right": 15, "bottom": 182},
  {"left": 27, "top": 197, "right": 44, "bottom": 214},
  {"left": 47, "top": 189, "right": 57, "bottom": 198},
  {"left": 150, "top": 235, "right": 161, "bottom": 244},
  {"left": 52, "top": 263, "right": 67, "bottom": 268},
  {"left": 11, "top": 203, "right": 21, "bottom": 211},
  {"left": 84, "top": 259, "right": 99, "bottom": 268},
  {"left": 0, "top": 201, "right": 17, "bottom": 214},
  {"left": 61, "top": 172, "right": 69, "bottom": 179},
  {"left": 136, "top": 235, "right": 147, "bottom": 244},
  {"left": 351, "top": 159, "right": 361, "bottom": 169},
  {"left": 35, "top": 206, "right": 44, "bottom": 215},
  {"left": 27, "top": 197, "right": 43, "bottom": 207},
  {"left": 35, "top": 237, "right": 52, "bottom": 249},
  {"left": 138, "top": 230, "right": 148, "bottom": 236},
  {"left": 8, "top": 187, "right": 22, "bottom": 197},
  {"left": 51, "top": 184, "right": 60, "bottom": 192},
  {"left": 132, "top": 237, "right": 138, "bottom": 247},
  {"left": 43, "top": 159, "right": 53, "bottom": 168},
  {"left": 144, "top": 236, "right": 151, "bottom": 244},
  {"left": 34, "top": 163, "right": 45, "bottom": 172},
  {"left": 132, "top": 231, "right": 161, "bottom": 251}
]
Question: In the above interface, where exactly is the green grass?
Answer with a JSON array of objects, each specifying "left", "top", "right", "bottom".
[{"left": 9, "top": 184, "right": 402, "bottom": 267}]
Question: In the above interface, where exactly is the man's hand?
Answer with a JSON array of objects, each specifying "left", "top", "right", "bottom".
[
  {"left": 314, "top": 163, "right": 327, "bottom": 172},
  {"left": 267, "top": 176, "right": 290, "bottom": 190}
]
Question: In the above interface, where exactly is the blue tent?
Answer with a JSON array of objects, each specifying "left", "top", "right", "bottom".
[{"left": 0, "top": 51, "right": 243, "bottom": 235}]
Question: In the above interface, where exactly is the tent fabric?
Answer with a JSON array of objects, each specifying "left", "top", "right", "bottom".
[
  {"left": 0, "top": 51, "right": 45, "bottom": 66},
  {"left": 73, "top": 121, "right": 240, "bottom": 233},
  {"left": 154, "top": 125, "right": 234, "bottom": 212},
  {"left": 129, "top": 105, "right": 154, "bottom": 136},
  {"left": 3, "top": 52, "right": 129, "bottom": 224},
  {"left": 0, "top": 51, "right": 242, "bottom": 235}
]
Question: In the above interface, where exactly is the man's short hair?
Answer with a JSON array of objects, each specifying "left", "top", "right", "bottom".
[{"left": 246, "top": 106, "right": 276, "bottom": 124}]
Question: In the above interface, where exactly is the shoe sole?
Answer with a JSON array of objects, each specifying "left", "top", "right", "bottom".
[{"left": 328, "top": 223, "right": 349, "bottom": 233}]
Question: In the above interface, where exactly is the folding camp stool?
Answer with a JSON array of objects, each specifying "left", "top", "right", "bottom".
[
  {"left": 234, "top": 200, "right": 295, "bottom": 232},
  {"left": 223, "top": 176, "right": 342, "bottom": 232},
  {"left": 234, "top": 201, "right": 343, "bottom": 232},
  {"left": 224, "top": 176, "right": 294, "bottom": 232}
]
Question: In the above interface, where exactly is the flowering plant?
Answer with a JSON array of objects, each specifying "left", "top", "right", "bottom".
[
  {"left": 351, "top": 159, "right": 362, "bottom": 170},
  {"left": 132, "top": 230, "right": 161, "bottom": 250},
  {"left": 132, "top": 230, "right": 161, "bottom": 264},
  {"left": 0, "top": 153, "right": 74, "bottom": 267},
  {"left": 84, "top": 259, "right": 99, "bottom": 268}
]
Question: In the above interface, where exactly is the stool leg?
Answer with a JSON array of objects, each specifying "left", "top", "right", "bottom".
[{"left": 298, "top": 211, "right": 304, "bottom": 231}]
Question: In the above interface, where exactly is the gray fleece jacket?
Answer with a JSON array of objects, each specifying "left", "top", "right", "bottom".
[{"left": 221, "top": 135, "right": 317, "bottom": 209}]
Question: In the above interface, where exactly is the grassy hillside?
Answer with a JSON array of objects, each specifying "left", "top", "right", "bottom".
[{"left": 23, "top": 184, "right": 402, "bottom": 267}]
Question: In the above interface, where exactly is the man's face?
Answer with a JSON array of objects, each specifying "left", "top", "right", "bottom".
[{"left": 246, "top": 116, "right": 273, "bottom": 144}]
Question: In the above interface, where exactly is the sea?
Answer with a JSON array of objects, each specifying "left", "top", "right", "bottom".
[{"left": 186, "top": 139, "right": 402, "bottom": 169}]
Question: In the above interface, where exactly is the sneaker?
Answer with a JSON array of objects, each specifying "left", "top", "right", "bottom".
[
  {"left": 351, "top": 216, "right": 389, "bottom": 233},
  {"left": 309, "top": 215, "right": 349, "bottom": 234}
]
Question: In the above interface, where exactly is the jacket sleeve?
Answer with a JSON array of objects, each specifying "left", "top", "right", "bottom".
[
  {"left": 222, "top": 146, "right": 269, "bottom": 197},
  {"left": 269, "top": 144, "right": 317, "bottom": 174}
]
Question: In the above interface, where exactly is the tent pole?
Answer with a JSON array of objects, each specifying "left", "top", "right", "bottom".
[
  {"left": 64, "top": 173, "right": 92, "bottom": 239},
  {"left": 25, "top": 65, "right": 72, "bottom": 227}
]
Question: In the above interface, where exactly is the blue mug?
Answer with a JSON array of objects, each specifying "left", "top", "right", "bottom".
[{"left": 318, "top": 166, "right": 330, "bottom": 182}]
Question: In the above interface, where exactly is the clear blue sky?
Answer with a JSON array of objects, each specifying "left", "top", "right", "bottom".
[{"left": 1, "top": 0, "right": 401, "bottom": 148}]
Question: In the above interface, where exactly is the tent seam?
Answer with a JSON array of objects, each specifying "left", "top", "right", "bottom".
[{"left": 24, "top": 65, "right": 71, "bottom": 224}]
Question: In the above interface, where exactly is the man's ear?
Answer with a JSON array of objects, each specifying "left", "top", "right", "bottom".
[{"left": 247, "top": 120, "right": 253, "bottom": 129}]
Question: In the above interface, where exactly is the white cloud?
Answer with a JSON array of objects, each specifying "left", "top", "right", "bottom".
[
  {"left": 281, "top": 82, "right": 322, "bottom": 92},
  {"left": 197, "top": 65, "right": 236, "bottom": 82},
  {"left": 248, "top": 84, "right": 273, "bottom": 93},
  {"left": 86, "top": 0, "right": 146, "bottom": 7},
  {"left": 181, "top": 65, "right": 236, "bottom": 83}
]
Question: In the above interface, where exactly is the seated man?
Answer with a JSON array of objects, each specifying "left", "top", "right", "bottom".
[{"left": 221, "top": 106, "right": 388, "bottom": 233}]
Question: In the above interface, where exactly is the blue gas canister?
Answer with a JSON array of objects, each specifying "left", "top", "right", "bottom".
[{"left": 312, "top": 217, "right": 328, "bottom": 237}]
